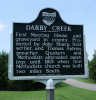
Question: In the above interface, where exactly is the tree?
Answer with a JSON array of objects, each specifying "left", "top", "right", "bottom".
[
  {"left": 89, "top": 50, "right": 96, "bottom": 81},
  {"left": 0, "top": 51, "right": 8, "bottom": 90}
]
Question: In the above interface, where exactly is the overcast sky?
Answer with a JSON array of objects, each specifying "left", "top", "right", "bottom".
[{"left": 0, "top": 0, "right": 96, "bottom": 60}]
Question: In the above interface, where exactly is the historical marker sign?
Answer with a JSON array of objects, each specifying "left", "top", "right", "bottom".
[{"left": 8, "top": 8, "right": 88, "bottom": 80}]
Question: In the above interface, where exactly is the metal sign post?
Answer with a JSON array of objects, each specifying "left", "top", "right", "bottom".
[
  {"left": 8, "top": 8, "right": 89, "bottom": 100},
  {"left": 46, "top": 79, "right": 54, "bottom": 100}
]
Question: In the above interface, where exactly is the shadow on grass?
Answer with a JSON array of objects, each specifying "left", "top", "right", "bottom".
[
  {"left": 0, "top": 80, "right": 69, "bottom": 91},
  {"left": 55, "top": 82, "right": 69, "bottom": 88}
]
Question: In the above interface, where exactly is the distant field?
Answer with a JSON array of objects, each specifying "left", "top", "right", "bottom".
[
  {"left": 75, "top": 78, "right": 96, "bottom": 84},
  {"left": 0, "top": 83, "right": 96, "bottom": 100}
]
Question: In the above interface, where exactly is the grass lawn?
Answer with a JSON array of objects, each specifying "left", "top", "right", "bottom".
[
  {"left": 74, "top": 78, "right": 96, "bottom": 84},
  {"left": 0, "top": 83, "right": 96, "bottom": 100}
]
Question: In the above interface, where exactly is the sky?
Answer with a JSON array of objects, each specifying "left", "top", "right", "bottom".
[{"left": 0, "top": 0, "right": 96, "bottom": 60}]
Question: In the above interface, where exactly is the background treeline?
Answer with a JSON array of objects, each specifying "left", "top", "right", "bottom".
[
  {"left": 0, "top": 51, "right": 45, "bottom": 91},
  {"left": 0, "top": 51, "right": 96, "bottom": 91}
]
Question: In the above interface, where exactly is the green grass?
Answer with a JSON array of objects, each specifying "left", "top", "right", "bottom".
[
  {"left": 0, "top": 90, "right": 46, "bottom": 100},
  {"left": 74, "top": 78, "right": 96, "bottom": 84},
  {"left": 0, "top": 83, "right": 96, "bottom": 100}
]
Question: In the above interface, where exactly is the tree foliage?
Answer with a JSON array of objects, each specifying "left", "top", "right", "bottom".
[
  {"left": 89, "top": 50, "right": 96, "bottom": 82},
  {"left": 0, "top": 51, "right": 8, "bottom": 89},
  {"left": 0, "top": 51, "right": 45, "bottom": 90}
]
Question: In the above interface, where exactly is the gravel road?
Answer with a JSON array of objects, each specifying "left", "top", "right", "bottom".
[{"left": 64, "top": 79, "right": 96, "bottom": 91}]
